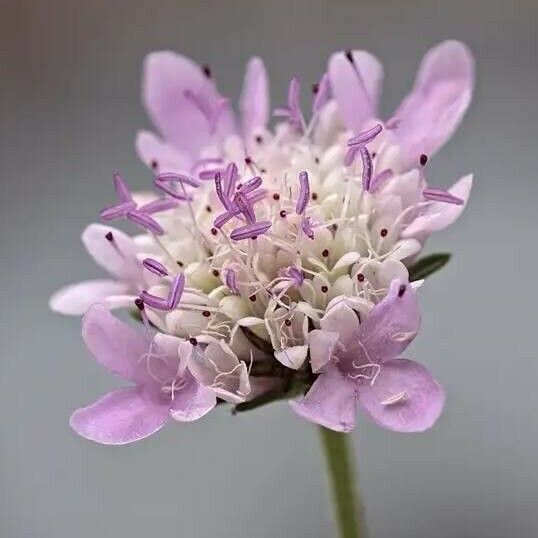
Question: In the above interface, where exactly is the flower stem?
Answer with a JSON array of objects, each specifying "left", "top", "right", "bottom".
[{"left": 318, "top": 426, "right": 366, "bottom": 538}]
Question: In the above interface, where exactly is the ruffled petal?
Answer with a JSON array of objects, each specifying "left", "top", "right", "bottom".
[
  {"left": 169, "top": 373, "right": 217, "bottom": 422},
  {"left": 402, "top": 174, "right": 473, "bottom": 238},
  {"left": 392, "top": 41, "right": 474, "bottom": 167},
  {"left": 82, "top": 304, "right": 148, "bottom": 383},
  {"left": 49, "top": 279, "right": 129, "bottom": 316},
  {"left": 308, "top": 330, "right": 339, "bottom": 373},
  {"left": 274, "top": 345, "right": 308, "bottom": 370},
  {"left": 290, "top": 365, "right": 357, "bottom": 432},
  {"left": 70, "top": 387, "right": 169, "bottom": 445},
  {"left": 328, "top": 49, "right": 383, "bottom": 133},
  {"left": 357, "top": 358, "right": 445, "bottom": 432},
  {"left": 240, "top": 57, "right": 269, "bottom": 139},
  {"left": 142, "top": 51, "right": 236, "bottom": 156},
  {"left": 82, "top": 223, "right": 139, "bottom": 280}
]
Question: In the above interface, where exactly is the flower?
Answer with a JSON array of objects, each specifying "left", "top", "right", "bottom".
[
  {"left": 52, "top": 41, "right": 474, "bottom": 442},
  {"left": 291, "top": 280, "right": 444, "bottom": 432}
]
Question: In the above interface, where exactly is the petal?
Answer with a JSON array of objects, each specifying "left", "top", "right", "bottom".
[
  {"left": 240, "top": 57, "right": 269, "bottom": 139},
  {"left": 357, "top": 279, "right": 420, "bottom": 363},
  {"left": 82, "top": 304, "right": 148, "bottom": 383},
  {"left": 357, "top": 358, "right": 445, "bottom": 432},
  {"left": 169, "top": 374, "right": 217, "bottom": 422},
  {"left": 70, "top": 387, "right": 169, "bottom": 445},
  {"left": 290, "top": 365, "right": 357, "bottom": 432},
  {"left": 307, "top": 330, "right": 340, "bottom": 373},
  {"left": 82, "top": 223, "right": 139, "bottom": 280},
  {"left": 328, "top": 49, "right": 383, "bottom": 133},
  {"left": 135, "top": 130, "right": 192, "bottom": 173},
  {"left": 142, "top": 51, "right": 236, "bottom": 156},
  {"left": 393, "top": 41, "right": 474, "bottom": 167},
  {"left": 274, "top": 345, "right": 308, "bottom": 370},
  {"left": 49, "top": 279, "right": 130, "bottom": 316},
  {"left": 320, "top": 300, "right": 360, "bottom": 347},
  {"left": 402, "top": 174, "right": 473, "bottom": 238}
]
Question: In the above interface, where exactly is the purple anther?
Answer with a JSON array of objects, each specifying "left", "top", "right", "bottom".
[
  {"left": 423, "top": 187, "right": 464, "bottom": 205},
  {"left": 155, "top": 172, "right": 200, "bottom": 190},
  {"left": 360, "top": 146, "right": 373, "bottom": 191},
  {"left": 238, "top": 176, "right": 262, "bottom": 195},
  {"left": 224, "top": 162, "right": 239, "bottom": 198},
  {"left": 167, "top": 273, "right": 185, "bottom": 309},
  {"left": 198, "top": 168, "right": 224, "bottom": 181},
  {"left": 296, "top": 171, "right": 310, "bottom": 215},
  {"left": 301, "top": 216, "right": 315, "bottom": 239},
  {"left": 126, "top": 210, "right": 164, "bottom": 235},
  {"left": 347, "top": 124, "right": 383, "bottom": 147},
  {"left": 246, "top": 188, "right": 267, "bottom": 205},
  {"left": 312, "top": 72, "right": 330, "bottom": 113},
  {"left": 142, "top": 258, "right": 168, "bottom": 277},
  {"left": 344, "top": 146, "right": 359, "bottom": 167},
  {"left": 100, "top": 200, "right": 137, "bottom": 221},
  {"left": 280, "top": 265, "right": 304, "bottom": 287},
  {"left": 225, "top": 269, "right": 239, "bottom": 294},
  {"left": 138, "top": 198, "right": 180, "bottom": 214},
  {"left": 215, "top": 172, "right": 233, "bottom": 210},
  {"left": 369, "top": 169, "right": 394, "bottom": 193},
  {"left": 139, "top": 291, "right": 169, "bottom": 311},
  {"left": 233, "top": 192, "right": 256, "bottom": 224},
  {"left": 230, "top": 221, "right": 271, "bottom": 241}
]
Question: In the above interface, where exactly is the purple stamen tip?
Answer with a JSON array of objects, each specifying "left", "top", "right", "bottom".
[
  {"left": 167, "top": 273, "right": 185, "bottom": 309},
  {"left": 142, "top": 258, "right": 168, "bottom": 277},
  {"left": 369, "top": 169, "right": 393, "bottom": 193},
  {"left": 301, "top": 216, "right": 315, "bottom": 239},
  {"left": 225, "top": 269, "right": 239, "bottom": 294},
  {"left": 347, "top": 124, "right": 383, "bottom": 147},
  {"left": 139, "top": 198, "right": 181, "bottom": 214},
  {"left": 423, "top": 187, "right": 464, "bottom": 206},
  {"left": 139, "top": 291, "right": 169, "bottom": 311},
  {"left": 296, "top": 171, "right": 310, "bottom": 215},
  {"left": 344, "top": 146, "right": 359, "bottom": 167},
  {"left": 230, "top": 221, "right": 271, "bottom": 241},
  {"left": 238, "top": 176, "right": 263, "bottom": 195},
  {"left": 233, "top": 192, "right": 256, "bottom": 224},
  {"left": 360, "top": 147, "right": 373, "bottom": 192},
  {"left": 100, "top": 200, "right": 137, "bottom": 221}
]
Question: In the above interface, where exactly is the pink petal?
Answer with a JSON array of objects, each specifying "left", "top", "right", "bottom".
[
  {"left": 328, "top": 49, "right": 383, "bottom": 133},
  {"left": 240, "top": 57, "right": 269, "bottom": 139},
  {"left": 49, "top": 279, "right": 130, "bottom": 316},
  {"left": 169, "top": 374, "right": 216, "bottom": 422},
  {"left": 290, "top": 365, "right": 357, "bottom": 432},
  {"left": 135, "top": 130, "right": 192, "bottom": 173},
  {"left": 308, "top": 330, "right": 339, "bottom": 373},
  {"left": 82, "top": 223, "right": 138, "bottom": 279},
  {"left": 402, "top": 174, "right": 473, "bottom": 238},
  {"left": 392, "top": 41, "right": 474, "bottom": 167},
  {"left": 320, "top": 301, "right": 360, "bottom": 347},
  {"left": 357, "top": 358, "right": 445, "bottom": 432},
  {"left": 70, "top": 387, "right": 169, "bottom": 445},
  {"left": 357, "top": 279, "right": 420, "bottom": 364},
  {"left": 142, "top": 51, "right": 236, "bottom": 156},
  {"left": 82, "top": 304, "right": 148, "bottom": 383}
]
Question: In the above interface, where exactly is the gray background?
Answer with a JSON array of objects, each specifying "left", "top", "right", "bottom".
[{"left": 1, "top": 1, "right": 537, "bottom": 537}]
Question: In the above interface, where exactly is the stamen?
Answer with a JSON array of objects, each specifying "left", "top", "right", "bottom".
[
  {"left": 296, "top": 171, "right": 310, "bottom": 215},
  {"left": 347, "top": 124, "right": 383, "bottom": 147},
  {"left": 167, "top": 273, "right": 185, "bottom": 309},
  {"left": 225, "top": 269, "right": 239, "bottom": 294},
  {"left": 139, "top": 291, "right": 169, "bottom": 311},
  {"left": 100, "top": 200, "right": 136, "bottom": 221},
  {"left": 230, "top": 221, "right": 271, "bottom": 241},
  {"left": 238, "top": 176, "right": 262, "bottom": 195},
  {"left": 233, "top": 192, "right": 256, "bottom": 224},
  {"left": 126, "top": 211, "right": 164, "bottom": 235},
  {"left": 369, "top": 169, "right": 393, "bottom": 192},
  {"left": 360, "top": 146, "right": 373, "bottom": 191},
  {"left": 113, "top": 173, "right": 132, "bottom": 203},
  {"left": 138, "top": 198, "right": 180, "bottom": 214},
  {"left": 301, "top": 216, "right": 315, "bottom": 239},
  {"left": 142, "top": 258, "right": 168, "bottom": 277}
]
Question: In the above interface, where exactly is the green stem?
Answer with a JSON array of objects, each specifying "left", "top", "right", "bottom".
[{"left": 318, "top": 426, "right": 366, "bottom": 538}]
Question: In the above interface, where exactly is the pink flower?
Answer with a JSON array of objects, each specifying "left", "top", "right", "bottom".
[
  {"left": 291, "top": 280, "right": 444, "bottom": 432},
  {"left": 70, "top": 304, "right": 216, "bottom": 444}
]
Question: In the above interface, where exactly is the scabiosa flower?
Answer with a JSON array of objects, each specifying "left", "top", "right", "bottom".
[{"left": 52, "top": 40, "right": 474, "bottom": 443}]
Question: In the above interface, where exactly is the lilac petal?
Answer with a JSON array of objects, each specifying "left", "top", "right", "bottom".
[
  {"left": 142, "top": 258, "right": 168, "bottom": 277},
  {"left": 357, "top": 279, "right": 420, "bottom": 364},
  {"left": 237, "top": 175, "right": 262, "bottom": 195},
  {"left": 240, "top": 57, "right": 269, "bottom": 139},
  {"left": 312, "top": 72, "right": 331, "bottom": 113},
  {"left": 70, "top": 387, "right": 170, "bottom": 445},
  {"left": 230, "top": 221, "right": 271, "bottom": 241},
  {"left": 357, "top": 358, "right": 445, "bottom": 432},
  {"left": 170, "top": 374, "right": 217, "bottom": 422},
  {"left": 347, "top": 123, "right": 383, "bottom": 147},
  {"left": 113, "top": 173, "right": 132, "bottom": 203},
  {"left": 290, "top": 364, "right": 357, "bottom": 432},
  {"left": 423, "top": 187, "right": 464, "bottom": 205},
  {"left": 295, "top": 171, "right": 310, "bottom": 215},
  {"left": 135, "top": 130, "right": 191, "bottom": 173},
  {"left": 369, "top": 169, "right": 393, "bottom": 193},
  {"left": 167, "top": 273, "right": 185, "bottom": 309},
  {"left": 360, "top": 146, "right": 373, "bottom": 191},
  {"left": 328, "top": 49, "right": 383, "bottom": 133},
  {"left": 403, "top": 174, "right": 473, "bottom": 237},
  {"left": 82, "top": 224, "right": 138, "bottom": 279},
  {"left": 275, "top": 345, "right": 309, "bottom": 370},
  {"left": 392, "top": 41, "right": 474, "bottom": 168},
  {"left": 49, "top": 280, "right": 130, "bottom": 316},
  {"left": 126, "top": 211, "right": 164, "bottom": 235},
  {"left": 82, "top": 304, "right": 148, "bottom": 382},
  {"left": 307, "top": 329, "right": 340, "bottom": 373},
  {"left": 142, "top": 51, "right": 236, "bottom": 156}
]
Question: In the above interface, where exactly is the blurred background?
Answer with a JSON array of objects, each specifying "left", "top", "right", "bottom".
[{"left": 1, "top": 1, "right": 537, "bottom": 537}]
